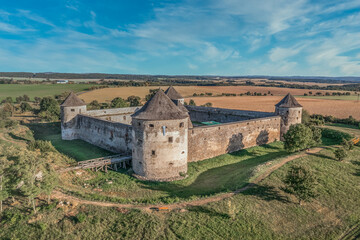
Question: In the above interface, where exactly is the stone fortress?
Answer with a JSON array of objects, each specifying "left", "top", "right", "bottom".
[{"left": 61, "top": 87, "right": 302, "bottom": 181}]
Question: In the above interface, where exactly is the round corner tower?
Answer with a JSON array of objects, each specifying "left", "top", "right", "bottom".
[
  {"left": 60, "top": 92, "right": 87, "bottom": 140},
  {"left": 131, "top": 90, "right": 189, "bottom": 181},
  {"left": 275, "top": 93, "right": 302, "bottom": 137}
]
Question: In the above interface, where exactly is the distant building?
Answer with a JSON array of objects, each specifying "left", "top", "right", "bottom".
[{"left": 56, "top": 80, "right": 69, "bottom": 84}]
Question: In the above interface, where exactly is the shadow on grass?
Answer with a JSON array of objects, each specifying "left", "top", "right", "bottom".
[
  {"left": 351, "top": 161, "right": 360, "bottom": 177},
  {"left": 8, "top": 132, "right": 30, "bottom": 142},
  {"left": 307, "top": 152, "right": 335, "bottom": 161},
  {"left": 26, "top": 122, "right": 114, "bottom": 161},
  {"left": 141, "top": 150, "right": 288, "bottom": 200},
  {"left": 187, "top": 206, "right": 230, "bottom": 219},
  {"left": 240, "top": 184, "right": 290, "bottom": 203}
]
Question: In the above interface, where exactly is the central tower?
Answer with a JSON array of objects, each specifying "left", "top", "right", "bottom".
[{"left": 131, "top": 90, "right": 190, "bottom": 181}]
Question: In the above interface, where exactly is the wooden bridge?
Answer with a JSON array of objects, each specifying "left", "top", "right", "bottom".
[{"left": 61, "top": 154, "right": 132, "bottom": 173}]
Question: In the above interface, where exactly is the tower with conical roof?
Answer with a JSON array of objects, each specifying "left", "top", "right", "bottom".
[
  {"left": 165, "top": 86, "right": 193, "bottom": 128},
  {"left": 60, "top": 92, "right": 87, "bottom": 140},
  {"left": 131, "top": 89, "right": 189, "bottom": 181},
  {"left": 275, "top": 93, "right": 302, "bottom": 137}
]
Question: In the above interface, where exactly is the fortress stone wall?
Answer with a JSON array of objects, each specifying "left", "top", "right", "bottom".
[
  {"left": 60, "top": 89, "right": 302, "bottom": 181},
  {"left": 188, "top": 116, "right": 281, "bottom": 162}
]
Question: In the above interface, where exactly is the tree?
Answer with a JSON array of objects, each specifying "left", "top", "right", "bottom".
[
  {"left": 15, "top": 96, "right": 24, "bottom": 104},
  {"left": 188, "top": 99, "right": 196, "bottom": 106},
  {"left": 20, "top": 102, "right": 32, "bottom": 113},
  {"left": 145, "top": 89, "right": 159, "bottom": 101},
  {"left": 282, "top": 165, "right": 317, "bottom": 205},
  {"left": 1, "top": 97, "right": 13, "bottom": 104},
  {"left": 341, "top": 138, "right": 354, "bottom": 151},
  {"left": 283, "top": 124, "right": 314, "bottom": 152},
  {"left": 110, "top": 97, "right": 129, "bottom": 108},
  {"left": 301, "top": 110, "right": 311, "bottom": 125},
  {"left": 309, "top": 125, "right": 322, "bottom": 145},
  {"left": 334, "top": 147, "right": 348, "bottom": 161},
  {"left": 39, "top": 97, "right": 60, "bottom": 121},
  {"left": 88, "top": 100, "right": 101, "bottom": 110},
  {"left": 34, "top": 97, "right": 41, "bottom": 104},
  {"left": 0, "top": 154, "right": 11, "bottom": 213},
  {"left": 127, "top": 96, "right": 141, "bottom": 107},
  {"left": 22, "top": 95, "right": 30, "bottom": 102},
  {"left": 201, "top": 102, "right": 212, "bottom": 107},
  {"left": 41, "top": 161, "right": 59, "bottom": 204}
]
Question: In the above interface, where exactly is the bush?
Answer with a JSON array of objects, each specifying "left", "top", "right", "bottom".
[
  {"left": 284, "top": 124, "right": 315, "bottom": 152},
  {"left": 0, "top": 119, "right": 18, "bottom": 129},
  {"left": 28, "top": 140, "right": 57, "bottom": 153},
  {"left": 321, "top": 128, "right": 352, "bottom": 141},
  {"left": 75, "top": 212, "right": 87, "bottom": 223},
  {"left": 334, "top": 147, "right": 348, "bottom": 161}
]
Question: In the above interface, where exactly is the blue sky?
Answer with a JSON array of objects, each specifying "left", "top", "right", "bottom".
[{"left": 0, "top": 0, "right": 360, "bottom": 76}]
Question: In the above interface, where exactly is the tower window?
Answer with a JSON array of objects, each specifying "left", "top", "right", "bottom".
[
  {"left": 168, "top": 137, "right": 173, "bottom": 143},
  {"left": 71, "top": 109, "right": 75, "bottom": 112},
  {"left": 149, "top": 124, "right": 154, "bottom": 128},
  {"left": 138, "top": 122, "right": 141, "bottom": 126},
  {"left": 179, "top": 122, "right": 184, "bottom": 128},
  {"left": 123, "top": 116, "right": 126, "bottom": 120},
  {"left": 151, "top": 150, "right": 156, "bottom": 156}
]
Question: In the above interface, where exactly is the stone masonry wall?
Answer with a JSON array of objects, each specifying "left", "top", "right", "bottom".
[
  {"left": 186, "top": 105, "right": 276, "bottom": 123},
  {"left": 188, "top": 116, "right": 281, "bottom": 162},
  {"left": 86, "top": 107, "right": 141, "bottom": 125},
  {"left": 76, "top": 114, "right": 132, "bottom": 153}
]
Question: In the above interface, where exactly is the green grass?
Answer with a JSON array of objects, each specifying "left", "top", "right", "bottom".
[
  {"left": 1, "top": 145, "right": 359, "bottom": 239},
  {"left": 0, "top": 84, "right": 99, "bottom": 101},
  {"left": 325, "top": 123, "right": 360, "bottom": 137},
  {"left": 27, "top": 122, "right": 114, "bottom": 161},
  {"left": 297, "top": 94, "right": 360, "bottom": 101}
]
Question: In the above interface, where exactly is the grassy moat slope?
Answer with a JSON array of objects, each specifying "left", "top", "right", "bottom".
[{"left": 1, "top": 124, "right": 359, "bottom": 239}]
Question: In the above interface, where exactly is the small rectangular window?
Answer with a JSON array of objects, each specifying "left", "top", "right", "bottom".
[
  {"left": 179, "top": 122, "right": 184, "bottom": 127},
  {"left": 149, "top": 124, "right": 154, "bottom": 127},
  {"left": 151, "top": 150, "right": 156, "bottom": 156},
  {"left": 71, "top": 109, "right": 75, "bottom": 112},
  {"left": 138, "top": 122, "right": 141, "bottom": 126},
  {"left": 168, "top": 137, "right": 173, "bottom": 143}
]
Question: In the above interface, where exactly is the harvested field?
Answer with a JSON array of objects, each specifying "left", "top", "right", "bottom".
[
  {"left": 186, "top": 96, "right": 360, "bottom": 119},
  {"left": 80, "top": 86, "right": 350, "bottom": 103}
]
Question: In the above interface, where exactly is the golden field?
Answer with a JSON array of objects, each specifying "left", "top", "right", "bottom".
[
  {"left": 187, "top": 96, "right": 360, "bottom": 119},
  {"left": 79, "top": 86, "right": 346, "bottom": 102},
  {"left": 79, "top": 86, "right": 359, "bottom": 119}
]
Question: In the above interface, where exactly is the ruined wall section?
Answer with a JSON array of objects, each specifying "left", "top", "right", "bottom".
[
  {"left": 76, "top": 115, "right": 132, "bottom": 153},
  {"left": 188, "top": 116, "right": 281, "bottom": 162},
  {"left": 186, "top": 105, "right": 276, "bottom": 123}
]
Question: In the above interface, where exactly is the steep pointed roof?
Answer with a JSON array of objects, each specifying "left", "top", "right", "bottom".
[
  {"left": 275, "top": 93, "right": 302, "bottom": 108},
  {"left": 132, "top": 90, "right": 188, "bottom": 120},
  {"left": 165, "top": 86, "right": 183, "bottom": 100},
  {"left": 61, "top": 92, "right": 86, "bottom": 107}
]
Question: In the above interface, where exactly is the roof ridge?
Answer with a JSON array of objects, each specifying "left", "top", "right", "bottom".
[
  {"left": 132, "top": 90, "right": 188, "bottom": 120},
  {"left": 275, "top": 93, "right": 302, "bottom": 108},
  {"left": 165, "top": 86, "right": 183, "bottom": 100},
  {"left": 61, "top": 92, "right": 86, "bottom": 107}
]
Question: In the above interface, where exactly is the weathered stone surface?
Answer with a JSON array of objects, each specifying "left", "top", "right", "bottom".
[{"left": 188, "top": 116, "right": 281, "bottom": 162}]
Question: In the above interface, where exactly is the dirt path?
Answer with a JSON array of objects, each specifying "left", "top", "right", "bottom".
[{"left": 51, "top": 147, "right": 323, "bottom": 211}]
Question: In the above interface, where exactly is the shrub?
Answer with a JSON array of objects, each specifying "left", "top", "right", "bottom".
[
  {"left": 28, "top": 140, "right": 57, "bottom": 153},
  {"left": 75, "top": 212, "right": 87, "bottom": 223},
  {"left": 0, "top": 119, "right": 18, "bottom": 129},
  {"left": 334, "top": 147, "right": 348, "bottom": 161},
  {"left": 321, "top": 128, "right": 352, "bottom": 141},
  {"left": 283, "top": 124, "right": 315, "bottom": 152}
]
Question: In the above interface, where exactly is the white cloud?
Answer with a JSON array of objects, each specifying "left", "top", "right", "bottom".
[
  {"left": 269, "top": 47, "right": 301, "bottom": 62},
  {"left": 17, "top": 9, "right": 55, "bottom": 27},
  {"left": 0, "top": 21, "right": 34, "bottom": 33}
]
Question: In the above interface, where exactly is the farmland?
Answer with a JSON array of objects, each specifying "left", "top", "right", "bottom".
[
  {"left": 79, "top": 86, "right": 360, "bottom": 119},
  {"left": 79, "top": 85, "right": 351, "bottom": 102},
  {"left": 187, "top": 96, "right": 360, "bottom": 119},
  {"left": 0, "top": 84, "right": 99, "bottom": 101}
]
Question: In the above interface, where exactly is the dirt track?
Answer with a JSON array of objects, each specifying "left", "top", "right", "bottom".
[{"left": 51, "top": 147, "right": 323, "bottom": 211}]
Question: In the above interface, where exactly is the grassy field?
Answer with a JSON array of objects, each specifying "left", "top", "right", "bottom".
[
  {"left": 299, "top": 95, "right": 360, "bottom": 101},
  {"left": 0, "top": 84, "right": 99, "bottom": 101},
  {"left": 27, "top": 122, "right": 114, "bottom": 161},
  {"left": 1, "top": 136, "right": 359, "bottom": 239}
]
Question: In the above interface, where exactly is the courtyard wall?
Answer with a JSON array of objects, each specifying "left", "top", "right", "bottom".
[{"left": 188, "top": 116, "right": 281, "bottom": 162}]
